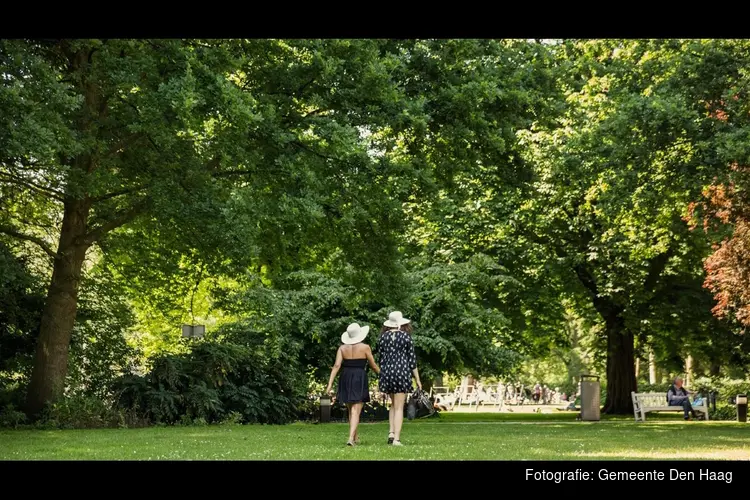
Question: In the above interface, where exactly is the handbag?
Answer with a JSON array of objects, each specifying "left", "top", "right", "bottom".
[
  {"left": 406, "top": 395, "right": 417, "bottom": 420},
  {"left": 407, "top": 388, "right": 434, "bottom": 420}
]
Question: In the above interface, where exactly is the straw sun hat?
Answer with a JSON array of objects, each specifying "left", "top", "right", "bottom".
[
  {"left": 341, "top": 323, "right": 370, "bottom": 344},
  {"left": 383, "top": 311, "right": 411, "bottom": 328}
]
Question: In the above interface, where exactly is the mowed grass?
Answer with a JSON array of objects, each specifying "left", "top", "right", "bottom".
[{"left": 1, "top": 411, "right": 749, "bottom": 460}]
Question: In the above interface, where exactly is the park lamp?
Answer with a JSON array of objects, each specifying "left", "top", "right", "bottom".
[
  {"left": 320, "top": 394, "right": 331, "bottom": 423},
  {"left": 182, "top": 324, "right": 205, "bottom": 339}
]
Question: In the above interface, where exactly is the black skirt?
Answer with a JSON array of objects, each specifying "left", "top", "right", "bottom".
[{"left": 336, "top": 358, "right": 371, "bottom": 403}]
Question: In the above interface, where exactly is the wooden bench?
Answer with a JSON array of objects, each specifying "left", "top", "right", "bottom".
[{"left": 631, "top": 392, "right": 710, "bottom": 422}]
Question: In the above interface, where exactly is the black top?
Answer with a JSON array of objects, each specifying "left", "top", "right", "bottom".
[{"left": 336, "top": 358, "right": 370, "bottom": 403}]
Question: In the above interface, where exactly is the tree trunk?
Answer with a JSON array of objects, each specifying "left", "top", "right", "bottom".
[
  {"left": 648, "top": 349, "right": 656, "bottom": 384},
  {"left": 601, "top": 314, "right": 636, "bottom": 414},
  {"left": 685, "top": 355, "right": 693, "bottom": 388},
  {"left": 24, "top": 199, "right": 91, "bottom": 417},
  {"left": 635, "top": 357, "right": 640, "bottom": 380}
]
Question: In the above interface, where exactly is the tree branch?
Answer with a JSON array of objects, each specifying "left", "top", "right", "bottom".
[
  {"left": 211, "top": 170, "right": 255, "bottom": 178},
  {"left": 302, "top": 108, "right": 329, "bottom": 119},
  {"left": 0, "top": 225, "right": 57, "bottom": 258},
  {"left": 79, "top": 198, "right": 150, "bottom": 246},
  {"left": 0, "top": 171, "right": 65, "bottom": 201},
  {"left": 106, "top": 132, "right": 145, "bottom": 156},
  {"left": 292, "top": 141, "right": 338, "bottom": 161},
  {"left": 91, "top": 184, "right": 148, "bottom": 203},
  {"left": 643, "top": 245, "right": 675, "bottom": 294}
]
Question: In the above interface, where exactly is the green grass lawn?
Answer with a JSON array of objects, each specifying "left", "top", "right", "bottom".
[{"left": 2, "top": 411, "right": 749, "bottom": 460}]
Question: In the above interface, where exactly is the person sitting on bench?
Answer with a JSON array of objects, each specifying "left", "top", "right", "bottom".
[{"left": 667, "top": 377, "right": 698, "bottom": 420}]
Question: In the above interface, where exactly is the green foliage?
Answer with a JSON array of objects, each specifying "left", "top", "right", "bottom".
[
  {"left": 692, "top": 377, "right": 750, "bottom": 404},
  {"left": 404, "top": 254, "right": 524, "bottom": 380},
  {"left": 215, "top": 254, "right": 526, "bottom": 386},
  {"left": 636, "top": 382, "right": 670, "bottom": 393},
  {"left": 0, "top": 404, "right": 27, "bottom": 428},
  {"left": 0, "top": 244, "right": 140, "bottom": 411},
  {"left": 5, "top": 38, "right": 750, "bottom": 421},
  {"left": 67, "top": 260, "right": 140, "bottom": 398},
  {"left": 38, "top": 394, "right": 125, "bottom": 429},
  {"left": 111, "top": 339, "right": 309, "bottom": 425},
  {"left": 709, "top": 404, "right": 738, "bottom": 421},
  {"left": 515, "top": 307, "right": 605, "bottom": 396},
  {"left": 0, "top": 243, "right": 45, "bottom": 382}
]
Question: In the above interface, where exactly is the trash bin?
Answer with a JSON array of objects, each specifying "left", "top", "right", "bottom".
[
  {"left": 580, "top": 374, "right": 601, "bottom": 421},
  {"left": 737, "top": 394, "right": 747, "bottom": 423},
  {"left": 320, "top": 394, "right": 331, "bottom": 423}
]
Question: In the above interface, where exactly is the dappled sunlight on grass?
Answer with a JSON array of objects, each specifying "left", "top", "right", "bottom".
[
  {"left": 578, "top": 449, "right": 750, "bottom": 460},
  {"left": 2, "top": 414, "right": 749, "bottom": 460}
]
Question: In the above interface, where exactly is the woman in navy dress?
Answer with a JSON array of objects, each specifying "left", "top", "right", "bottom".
[
  {"left": 326, "top": 322, "right": 380, "bottom": 446},
  {"left": 376, "top": 311, "right": 422, "bottom": 446}
]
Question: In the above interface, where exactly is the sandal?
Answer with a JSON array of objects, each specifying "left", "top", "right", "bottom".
[
  {"left": 392, "top": 440, "right": 403, "bottom": 446},
  {"left": 387, "top": 432, "right": 394, "bottom": 445}
]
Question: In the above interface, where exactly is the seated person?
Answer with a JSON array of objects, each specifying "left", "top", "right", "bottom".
[{"left": 667, "top": 376, "right": 698, "bottom": 420}]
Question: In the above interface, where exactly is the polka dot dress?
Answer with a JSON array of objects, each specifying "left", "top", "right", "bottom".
[{"left": 376, "top": 330, "right": 417, "bottom": 394}]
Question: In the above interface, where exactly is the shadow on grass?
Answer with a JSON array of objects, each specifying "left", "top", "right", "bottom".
[{"left": 430, "top": 410, "right": 725, "bottom": 424}]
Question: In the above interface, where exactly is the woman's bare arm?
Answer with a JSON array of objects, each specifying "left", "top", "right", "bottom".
[
  {"left": 406, "top": 335, "right": 421, "bottom": 390},
  {"left": 365, "top": 345, "right": 380, "bottom": 374},
  {"left": 412, "top": 367, "right": 422, "bottom": 390},
  {"left": 326, "top": 347, "right": 343, "bottom": 394}
]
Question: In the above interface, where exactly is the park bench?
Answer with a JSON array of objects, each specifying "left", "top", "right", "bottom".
[{"left": 631, "top": 391, "right": 710, "bottom": 422}]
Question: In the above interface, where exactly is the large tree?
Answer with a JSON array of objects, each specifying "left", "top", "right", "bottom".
[
  {"left": 0, "top": 39, "right": 420, "bottom": 416},
  {"left": 402, "top": 39, "right": 750, "bottom": 413},
  {"left": 515, "top": 39, "right": 750, "bottom": 413},
  {"left": 683, "top": 41, "right": 750, "bottom": 332},
  {"left": 209, "top": 40, "right": 566, "bottom": 386}
]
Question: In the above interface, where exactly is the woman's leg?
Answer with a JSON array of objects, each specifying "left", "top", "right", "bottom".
[
  {"left": 349, "top": 403, "right": 363, "bottom": 443},
  {"left": 345, "top": 403, "right": 352, "bottom": 442},
  {"left": 388, "top": 393, "right": 395, "bottom": 441},
  {"left": 392, "top": 392, "right": 406, "bottom": 443}
]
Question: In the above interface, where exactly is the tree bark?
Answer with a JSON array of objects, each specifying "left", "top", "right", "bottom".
[
  {"left": 649, "top": 349, "right": 656, "bottom": 384},
  {"left": 23, "top": 198, "right": 91, "bottom": 417},
  {"left": 685, "top": 354, "right": 694, "bottom": 388},
  {"left": 571, "top": 262, "right": 637, "bottom": 414},
  {"left": 601, "top": 313, "right": 636, "bottom": 414}
]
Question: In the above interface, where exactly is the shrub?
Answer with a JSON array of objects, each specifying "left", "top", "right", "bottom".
[
  {"left": 38, "top": 394, "right": 123, "bottom": 429},
  {"left": 692, "top": 377, "right": 750, "bottom": 404},
  {"left": 0, "top": 404, "right": 26, "bottom": 428},
  {"left": 709, "top": 403, "right": 738, "bottom": 421},
  {"left": 636, "top": 382, "right": 670, "bottom": 393},
  {"left": 111, "top": 341, "right": 308, "bottom": 425}
]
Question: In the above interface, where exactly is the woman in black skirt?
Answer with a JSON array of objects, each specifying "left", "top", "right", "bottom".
[
  {"left": 376, "top": 311, "right": 421, "bottom": 446},
  {"left": 326, "top": 322, "right": 380, "bottom": 446}
]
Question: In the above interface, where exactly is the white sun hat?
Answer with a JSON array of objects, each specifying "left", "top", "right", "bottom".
[
  {"left": 383, "top": 311, "right": 411, "bottom": 328},
  {"left": 341, "top": 322, "right": 370, "bottom": 344}
]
